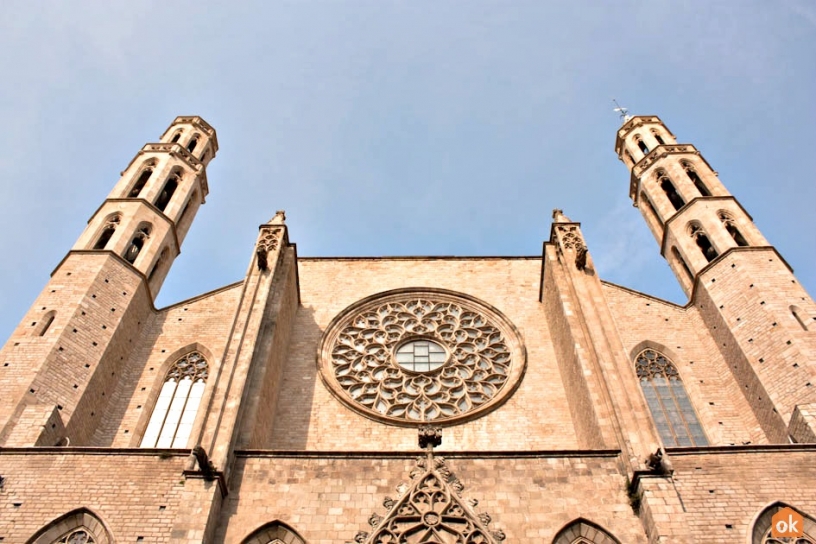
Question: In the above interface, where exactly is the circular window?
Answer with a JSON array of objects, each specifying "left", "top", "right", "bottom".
[
  {"left": 395, "top": 339, "right": 447, "bottom": 373},
  {"left": 318, "top": 288, "right": 526, "bottom": 426}
]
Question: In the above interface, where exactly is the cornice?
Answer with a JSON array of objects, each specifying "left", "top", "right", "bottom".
[
  {"left": 614, "top": 115, "right": 674, "bottom": 154},
  {"left": 658, "top": 195, "right": 755, "bottom": 257}
]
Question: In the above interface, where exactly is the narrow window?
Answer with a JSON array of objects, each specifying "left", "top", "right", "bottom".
[
  {"left": 659, "top": 172, "right": 685, "bottom": 211},
  {"left": 92, "top": 215, "right": 120, "bottom": 250},
  {"left": 155, "top": 174, "right": 179, "bottom": 212},
  {"left": 683, "top": 162, "right": 711, "bottom": 197},
  {"left": 124, "top": 225, "right": 150, "bottom": 264},
  {"left": 128, "top": 168, "right": 152, "bottom": 198},
  {"left": 625, "top": 149, "right": 636, "bottom": 167},
  {"left": 640, "top": 191, "right": 662, "bottom": 231},
  {"left": 791, "top": 306, "right": 809, "bottom": 331},
  {"left": 719, "top": 211, "right": 748, "bottom": 247},
  {"left": 140, "top": 351, "right": 209, "bottom": 448},
  {"left": 186, "top": 136, "right": 199, "bottom": 154},
  {"left": 691, "top": 225, "right": 718, "bottom": 262},
  {"left": 725, "top": 223, "right": 748, "bottom": 246},
  {"left": 178, "top": 190, "right": 198, "bottom": 226},
  {"left": 148, "top": 248, "right": 169, "bottom": 283},
  {"left": 672, "top": 246, "right": 694, "bottom": 282},
  {"left": 652, "top": 130, "right": 666, "bottom": 145},
  {"left": 636, "top": 348, "right": 708, "bottom": 447},
  {"left": 636, "top": 138, "right": 649, "bottom": 154},
  {"left": 170, "top": 132, "right": 181, "bottom": 143},
  {"left": 35, "top": 311, "right": 56, "bottom": 337}
]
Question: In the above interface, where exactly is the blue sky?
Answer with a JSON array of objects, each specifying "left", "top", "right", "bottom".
[{"left": 0, "top": 1, "right": 814, "bottom": 340}]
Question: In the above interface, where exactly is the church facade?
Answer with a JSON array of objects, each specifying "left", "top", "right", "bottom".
[{"left": 0, "top": 115, "right": 814, "bottom": 543}]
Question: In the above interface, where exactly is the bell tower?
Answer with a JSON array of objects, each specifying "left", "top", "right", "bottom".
[
  {"left": 0, "top": 117, "right": 218, "bottom": 447},
  {"left": 616, "top": 115, "right": 816, "bottom": 443}
]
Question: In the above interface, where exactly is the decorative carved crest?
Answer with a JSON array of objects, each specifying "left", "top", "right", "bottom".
[
  {"left": 349, "top": 456, "right": 505, "bottom": 544},
  {"left": 556, "top": 225, "right": 584, "bottom": 252}
]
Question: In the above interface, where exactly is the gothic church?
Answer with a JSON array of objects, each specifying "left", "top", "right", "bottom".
[{"left": 0, "top": 115, "right": 815, "bottom": 543}]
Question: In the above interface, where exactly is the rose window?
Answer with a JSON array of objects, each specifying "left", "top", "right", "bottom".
[{"left": 318, "top": 289, "right": 525, "bottom": 425}]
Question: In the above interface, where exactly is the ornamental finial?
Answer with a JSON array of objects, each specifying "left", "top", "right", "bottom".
[{"left": 612, "top": 98, "right": 633, "bottom": 123}]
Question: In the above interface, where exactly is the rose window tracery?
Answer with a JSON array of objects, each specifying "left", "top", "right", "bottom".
[{"left": 319, "top": 289, "right": 525, "bottom": 425}]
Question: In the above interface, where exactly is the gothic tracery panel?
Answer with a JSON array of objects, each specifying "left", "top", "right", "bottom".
[
  {"left": 319, "top": 289, "right": 525, "bottom": 426},
  {"left": 350, "top": 455, "right": 505, "bottom": 544}
]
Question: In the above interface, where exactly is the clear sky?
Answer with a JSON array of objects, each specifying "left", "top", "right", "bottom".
[{"left": 0, "top": 1, "right": 814, "bottom": 341}]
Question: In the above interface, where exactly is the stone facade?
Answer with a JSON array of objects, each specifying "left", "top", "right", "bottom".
[{"left": 1, "top": 115, "right": 815, "bottom": 543}]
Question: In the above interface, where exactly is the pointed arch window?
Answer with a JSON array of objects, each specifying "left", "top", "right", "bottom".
[
  {"left": 658, "top": 171, "right": 685, "bottom": 211},
  {"left": 27, "top": 509, "right": 112, "bottom": 544},
  {"left": 718, "top": 211, "right": 749, "bottom": 247},
  {"left": 636, "top": 137, "right": 649, "bottom": 155},
  {"left": 140, "top": 351, "right": 209, "bottom": 448},
  {"left": 640, "top": 191, "right": 662, "bottom": 231},
  {"left": 635, "top": 349, "right": 708, "bottom": 447},
  {"left": 791, "top": 306, "right": 810, "bottom": 331},
  {"left": 752, "top": 503, "right": 816, "bottom": 544},
  {"left": 35, "top": 310, "right": 56, "bottom": 337},
  {"left": 124, "top": 224, "right": 151, "bottom": 264},
  {"left": 553, "top": 518, "right": 621, "bottom": 544},
  {"left": 187, "top": 135, "right": 199, "bottom": 154},
  {"left": 92, "top": 214, "right": 120, "bottom": 250},
  {"left": 671, "top": 246, "right": 694, "bottom": 283},
  {"left": 683, "top": 161, "right": 711, "bottom": 197},
  {"left": 128, "top": 166, "right": 154, "bottom": 198},
  {"left": 155, "top": 173, "right": 180, "bottom": 212},
  {"left": 148, "top": 247, "right": 169, "bottom": 284},
  {"left": 240, "top": 522, "right": 306, "bottom": 544},
  {"left": 690, "top": 224, "right": 718, "bottom": 262},
  {"left": 170, "top": 131, "right": 182, "bottom": 144},
  {"left": 624, "top": 149, "right": 636, "bottom": 167},
  {"left": 652, "top": 129, "right": 666, "bottom": 145}
]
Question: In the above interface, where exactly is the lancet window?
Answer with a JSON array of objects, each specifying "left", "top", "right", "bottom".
[
  {"left": 636, "top": 136, "right": 649, "bottom": 155},
  {"left": 635, "top": 349, "right": 708, "bottom": 447},
  {"left": 124, "top": 224, "right": 151, "bottom": 264},
  {"left": 652, "top": 129, "right": 666, "bottom": 145},
  {"left": 93, "top": 214, "right": 121, "bottom": 250},
  {"left": 682, "top": 161, "right": 711, "bottom": 197},
  {"left": 155, "top": 172, "right": 180, "bottom": 213},
  {"left": 640, "top": 192, "right": 662, "bottom": 231},
  {"left": 658, "top": 171, "right": 685, "bottom": 211},
  {"left": 690, "top": 224, "right": 718, "bottom": 262},
  {"left": 187, "top": 135, "right": 199, "bottom": 154},
  {"left": 718, "top": 211, "right": 748, "bottom": 247},
  {"left": 671, "top": 246, "right": 694, "bottom": 283},
  {"left": 128, "top": 165, "right": 154, "bottom": 198},
  {"left": 140, "top": 351, "right": 209, "bottom": 448}
]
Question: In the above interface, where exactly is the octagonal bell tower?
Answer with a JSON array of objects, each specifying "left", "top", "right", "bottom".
[
  {"left": 615, "top": 115, "right": 816, "bottom": 444},
  {"left": 0, "top": 117, "right": 218, "bottom": 448}
]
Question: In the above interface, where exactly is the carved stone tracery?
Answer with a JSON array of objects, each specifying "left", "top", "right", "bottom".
[
  {"left": 320, "top": 290, "right": 524, "bottom": 425},
  {"left": 349, "top": 456, "right": 505, "bottom": 544},
  {"left": 166, "top": 351, "right": 209, "bottom": 383},
  {"left": 256, "top": 226, "right": 283, "bottom": 271},
  {"left": 53, "top": 529, "right": 96, "bottom": 544},
  {"left": 556, "top": 225, "right": 583, "bottom": 251}
]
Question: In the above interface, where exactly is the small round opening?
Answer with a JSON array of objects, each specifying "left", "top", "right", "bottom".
[{"left": 394, "top": 339, "right": 446, "bottom": 373}]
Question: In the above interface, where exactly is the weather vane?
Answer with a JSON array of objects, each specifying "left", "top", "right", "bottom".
[{"left": 612, "top": 98, "right": 632, "bottom": 122}]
